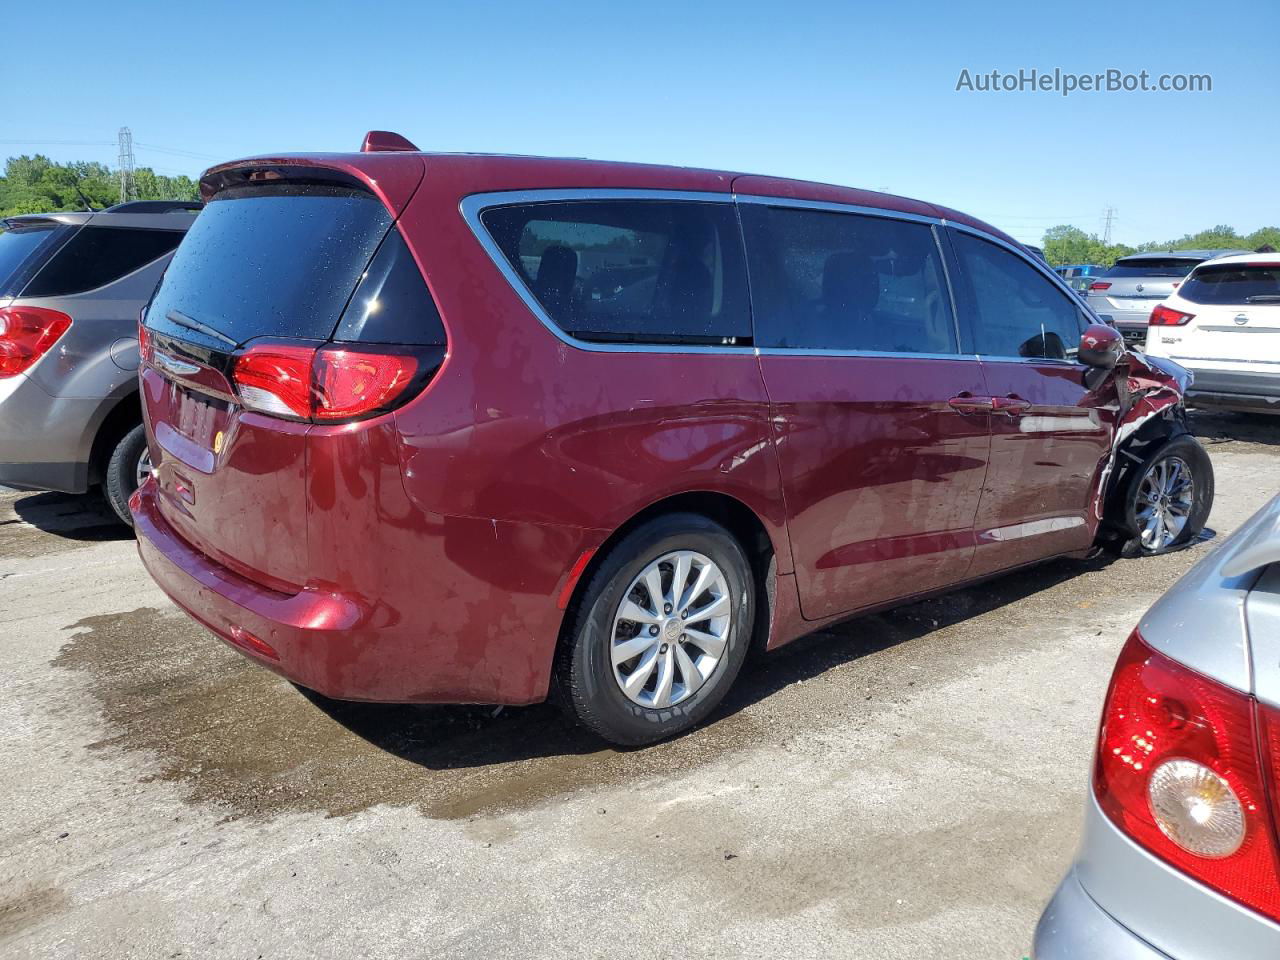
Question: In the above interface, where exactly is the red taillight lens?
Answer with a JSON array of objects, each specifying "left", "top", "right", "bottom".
[
  {"left": 313, "top": 348, "right": 418, "bottom": 421},
  {"left": 231, "top": 343, "right": 432, "bottom": 422},
  {"left": 137, "top": 319, "right": 152, "bottom": 364},
  {"left": 0, "top": 306, "right": 72, "bottom": 378},
  {"left": 1089, "top": 281, "right": 1112, "bottom": 291},
  {"left": 1149, "top": 304, "right": 1195, "bottom": 326},
  {"left": 231, "top": 345, "right": 316, "bottom": 420},
  {"left": 1094, "top": 632, "right": 1280, "bottom": 923}
]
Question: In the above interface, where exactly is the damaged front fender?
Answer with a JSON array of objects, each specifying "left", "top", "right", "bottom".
[{"left": 1090, "top": 350, "right": 1191, "bottom": 527}]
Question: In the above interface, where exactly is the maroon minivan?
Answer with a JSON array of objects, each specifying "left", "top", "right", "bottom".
[{"left": 133, "top": 132, "right": 1213, "bottom": 745}]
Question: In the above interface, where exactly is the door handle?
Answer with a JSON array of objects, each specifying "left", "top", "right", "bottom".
[
  {"left": 948, "top": 394, "right": 995, "bottom": 413},
  {"left": 992, "top": 395, "right": 1032, "bottom": 416}
]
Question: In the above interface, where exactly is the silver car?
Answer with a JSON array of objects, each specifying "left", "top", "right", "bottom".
[
  {"left": 0, "top": 200, "right": 199, "bottom": 523},
  {"left": 1086, "top": 249, "right": 1251, "bottom": 348},
  {"left": 1035, "top": 493, "right": 1280, "bottom": 958}
]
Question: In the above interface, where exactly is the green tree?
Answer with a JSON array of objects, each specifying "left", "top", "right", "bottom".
[{"left": 0, "top": 154, "right": 199, "bottom": 218}]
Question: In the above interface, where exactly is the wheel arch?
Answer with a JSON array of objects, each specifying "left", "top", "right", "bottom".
[
  {"left": 557, "top": 490, "right": 778, "bottom": 670},
  {"left": 87, "top": 390, "right": 142, "bottom": 487}
]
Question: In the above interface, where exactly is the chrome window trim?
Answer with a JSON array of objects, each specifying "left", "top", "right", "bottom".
[
  {"left": 460, "top": 187, "right": 1082, "bottom": 362},
  {"left": 732, "top": 193, "right": 942, "bottom": 227}
]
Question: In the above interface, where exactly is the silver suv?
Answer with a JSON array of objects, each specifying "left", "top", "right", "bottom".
[
  {"left": 0, "top": 200, "right": 200, "bottom": 523},
  {"left": 1035, "top": 493, "right": 1280, "bottom": 959}
]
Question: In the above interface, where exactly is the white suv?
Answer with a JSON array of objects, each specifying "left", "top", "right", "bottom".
[{"left": 1143, "top": 253, "right": 1280, "bottom": 415}]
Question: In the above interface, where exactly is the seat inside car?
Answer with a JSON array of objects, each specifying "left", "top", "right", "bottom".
[{"left": 534, "top": 244, "right": 579, "bottom": 322}]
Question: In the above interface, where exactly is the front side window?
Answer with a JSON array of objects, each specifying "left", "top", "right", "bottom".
[
  {"left": 1180, "top": 263, "right": 1280, "bottom": 305},
  {"left": 739, "top": 204, "right": 957, "bottom": 353},
  {"left": 480, "top": 200, "right": 751, "bottom": 345},
  {"left": 951, "top": 232, "right": 1084, "bottom": 361}
]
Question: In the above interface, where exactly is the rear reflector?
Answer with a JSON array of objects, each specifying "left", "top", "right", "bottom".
[
  {"left": 1089, "top": 281, "right": 1112, "bottom": 291},
  {"left": 0, "top": 306, "right": 72, "bottom": 378},
  {"left": 1094, "top": 632, "right": 1280, "bottom": 924},
  {"left": 1149, "top": 304, "right": 1195, "bottom": 326},
  {"left": 228, "top": 625, "right": 280, "bottom": 661},
  {"left": 231, "top": 342, "right": 438, "bottom": 423}
]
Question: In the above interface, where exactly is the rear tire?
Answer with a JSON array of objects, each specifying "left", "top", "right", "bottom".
[
  {"left": 104, "top": 424, "right": 150, "bottom": 527},
  {"left": 557, "top": 513, "right": 755, "bottom": 746},
  {"left": 1117, "top": 434, "right": 1214, "bottom": 557}
]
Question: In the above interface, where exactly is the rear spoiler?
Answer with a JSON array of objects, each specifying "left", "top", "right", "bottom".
[{"left": 1222, "top": 495, "right": 1280, "bottom": 577}]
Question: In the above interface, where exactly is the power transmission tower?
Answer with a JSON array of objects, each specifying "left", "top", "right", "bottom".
[
  {"left": 117, "top": 127, "right": 136, "bottom": 203},
  {"left": 1102, "top": 206, "right": 1116, "bottom": 245}
]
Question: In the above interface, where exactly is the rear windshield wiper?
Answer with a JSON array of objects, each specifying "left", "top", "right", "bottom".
[
  {"left": 164, "top": 310, "right": 239, "bottom": 348},
  {"left": 1245, "top": 294, "right": 1280, "bottom": 303}
]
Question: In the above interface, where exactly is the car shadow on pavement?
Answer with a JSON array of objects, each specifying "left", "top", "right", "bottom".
[
  {"left": 301, "top": 550, "right": 1121, "bottom": 771},
  {"left": 1189, "top": 409, "right": 1280, "bottom": 448},
  {"left": 8, "top": 491, "right": 132, "bottom": 542}
]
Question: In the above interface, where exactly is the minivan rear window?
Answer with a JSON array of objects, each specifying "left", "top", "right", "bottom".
[
  {"left": 1104, "top": 258, "right": 1200, "bottom": 278},
  {"left": 480, "top": 200, "right": 752, "bottom": 345},
  {"left": 0, "top": 221, "right": 72, "bottom": 298},
  {"left": 145, "top": 185, "right": 393, "bottom": 349},
  {"left": 1180, "top": 263, "right": 1280, "bottom": 305}
]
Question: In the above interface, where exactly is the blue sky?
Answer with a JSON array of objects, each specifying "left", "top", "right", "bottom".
[{"left": 5, "top": 0, "right": 1277, "bottom": 246}]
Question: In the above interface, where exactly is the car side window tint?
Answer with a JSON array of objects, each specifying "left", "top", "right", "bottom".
[
  {"left": 952, "top": 232, "right": 1084, "bottom": 360},
  {"left": 24, "top": 226, "right": 185, "bottom": 297},
  {"left": 480, "top": 200, "right": 751, "bottom": 345},
  {"left": 739, "top": 204, "right": 957, "bottom": 354}
]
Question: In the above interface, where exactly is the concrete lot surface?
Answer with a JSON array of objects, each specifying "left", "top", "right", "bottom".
[{"left": 2, "top": 412, "right": 1277, "bottom": 960}]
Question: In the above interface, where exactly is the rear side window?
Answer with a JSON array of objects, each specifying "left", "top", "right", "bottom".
[
  {"left": 24, "top": 226, "right": 184, "bottom": 297},
  {"left": 1180, "top": 264, "right": 1280, "bottom": 305},
  {"left": 333, "top": 228, "right": 446, "bottom": 345},
  {"left": 480, "top": 200, "right": 751, "bottom": 345},
  {"left": 951, "top": 232, "right": 1084, "bottom": 360},
  {"left": 146, "top": 185, "right": 393, "bottom": 349},
  {"left": 740, "top": 205, "right": 957, "bottom": 353},
  {"left": 0, "top": 221, "right": 73, "bottom": 297},
  {"left": 1104, "top": 258, "right": 1199, "bottom": 278}
]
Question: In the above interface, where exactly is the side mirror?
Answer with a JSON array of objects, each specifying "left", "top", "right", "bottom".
[{"left": 1079, "top": 323, "right": 1123, "bottom": 369}]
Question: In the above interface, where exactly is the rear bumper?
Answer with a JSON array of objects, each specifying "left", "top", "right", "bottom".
[
  {"left": 1034, "top": 871, "right": 1168, "bottom": 959},
  {"left": 0, "top": 374, "right": 100, "bottom": 493},
  {"left": 132, "top": 477, "right": 584, "bottom": 705},
  {"left": 1183, "top": 367, "right": 1280, "bottom": 413}
]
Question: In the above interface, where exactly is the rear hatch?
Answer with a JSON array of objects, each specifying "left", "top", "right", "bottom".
[
  {"left": 1088, "top": 256, "right": 1201, "bottom": 316},
  {"left": 140, "top": 159, "right": 442, "bottom": 592},
  {"left": 1173, "top": 261, "right": 1280, "bottom": 365}
]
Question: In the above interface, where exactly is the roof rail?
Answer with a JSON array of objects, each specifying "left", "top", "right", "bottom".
[
  {"left": 361, "top": 130, "right": 419, "bottom": 153},
  {"left": 104, "top": 200, "right": 205, "bottom": 214}
]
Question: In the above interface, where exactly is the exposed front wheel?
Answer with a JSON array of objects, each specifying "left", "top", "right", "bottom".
[
  {"left": 104, "top": 424, "right": 150, "bottom": 527},
  {"left": 557, "top": 513, "right": 755, "bottom": 746},
  {"left": 1119, "top": 435, "right": 1214, "bottom": 556}
]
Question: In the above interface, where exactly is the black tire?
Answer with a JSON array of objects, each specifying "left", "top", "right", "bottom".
[
  {"left": 557, "top": 513, "right": 755, "bottom": 746},
  {"left": 104, "top": 423, "right": 149, "bottom": 527},
  {"left": 1117, "top": 434, "right": 1214, "bottom": 557}
]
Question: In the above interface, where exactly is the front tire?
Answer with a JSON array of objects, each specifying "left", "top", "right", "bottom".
[
  {"left": 104, "top": 423, "right": 151, "bottom": 527},
  {"left": 557, "top": 513, "right": 755, "bottom": 746},
  {"left": 1118, "top": 434, "right": 1214, "bottom": 556}
]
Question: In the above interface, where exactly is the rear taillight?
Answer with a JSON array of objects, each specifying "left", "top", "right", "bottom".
[
  {"left": 231, "top": 342, "right": 435, "bottom": 423},
  {"left": 0, "top": 306, "right": 72, "bottom": 378},
  {"left": 1094, "top": 632, "right": 1280, "bottom": 923},
  {"left": 1149, "top": 304, "right": 1195, "bottom": 326},
  {"left": 1089, "top": 281, "right": 1112, "bottom": 291}
]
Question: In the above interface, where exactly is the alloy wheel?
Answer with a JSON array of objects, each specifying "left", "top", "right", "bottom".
[
  {"left": 1136, "top": 456, "right": 1194, "bottom": 551},
  {"left": 609, "top": 550, "right": 732, "bottom": 709}
]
